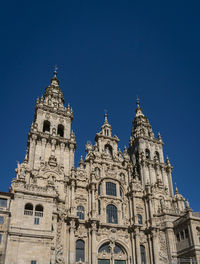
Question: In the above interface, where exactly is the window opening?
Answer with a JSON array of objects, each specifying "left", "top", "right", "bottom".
[
  {"left": 137, "top": 214, "right": 143, "bottom": 225},
  {"left": 140, "top": 245, "right": 146, "bottom": 264},
  {"left": 176, "top": 233, "right": 180, "bottom": 242},
  {"left": 98, "top": 200, "right": 101, "bottom": 215},
  {"left": 98, "top": 183, "right": 101, "bottom": 195},
  {"left": 106, "top": 204, "right": 118, "bottom": 224},
  {"left": 77, "top": 206, "right": 85, "bottom": 220},
  {"left": 0, "top": 199, "right": 7, "bottom": 208},
  {"left": 57, "top": 124, "right": 64, "bottom": 137},
  {"left": 120, "top": 187, "right": 123, "bottom": 197},
  {"left": 34, "top": 218, "right": 39, "bottom": 225},
  {"left": 145, "top": 149, "right": 150, "bottom": 159},
  {"left": 106, "top": 182, "right": 116, "bottom": 196},
  {"left": 98, "top": 242, "right": 110, "bottom": 253},
  {"left": 35, "top": 204, "right": 43, "bottom": 217},
  {"left": 180, "top": 231, "right": 184, "bottom": 240},
  {"left": 0, "top": 216, "right": 4, "bottom": 224},
  {"left": 185, "top": 229, "right": 189, "bottom": 238},
  {"left": 76, "top": 240, "right": 85, "bottom": 262},
  {"left": 24, "top": 203, "right": 33, "bottom": 215},
  {"left": 43, "top": 120, "right": 50, "bottom": 133}
]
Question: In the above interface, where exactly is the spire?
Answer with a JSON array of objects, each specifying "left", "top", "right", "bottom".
[
  {"left": 51, "top": 65, "right": 59, "bottom": 86},
  {"left": 101, "top": 112, "right": 112, "bottom": 137},
  {"left": 43, "top": 67, "right": 65, "bottom": 109},
  {"left": 104, "top": 112, "right": 108, "bottom": 124},
  {"left": 131, "top": 98, "right": 154, "bottom": 139},
  {"left": 135, "top": 97, "right": 144, "bottom": 117}
]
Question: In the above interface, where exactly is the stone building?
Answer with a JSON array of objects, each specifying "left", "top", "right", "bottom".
[{"left": 1, "top": 71, "right": 200, "bottom": 264}]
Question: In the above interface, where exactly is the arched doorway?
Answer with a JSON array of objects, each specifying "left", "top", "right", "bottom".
[{"left": 98, "top": 242, "right": 127, "bottom": 264}]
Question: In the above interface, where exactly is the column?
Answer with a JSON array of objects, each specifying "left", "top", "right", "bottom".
[
  {"left": 71, "top": 180, "right": 76, "bottom": 215},
  {"left": 60, "top": 143, "right": 65, "bottom": 166},
  {"left": 91, "top": 222, "right": 97, "bottom": 264},
  {"left": 51, "top": 139, "right": 56, "bottom": 155},
  {"left": 41, "top": 138, "right": 47, "bottom": 161},
  {"left": 152, "top": 230, "right": 159, "bottom": 263},
  {"left": 64, "top": 146, "right": 70, "bottom": 175},
  {"left": 29, "top": 134, "right": 37, "bottom": 168},
  {"left": 166, "top": 167, "right": 174, "bottom": 196},
  {"left": 143, "top": 163, "right": 150, "bottom": 185},
  {"left": 102, "top": 181, "right": 106, "bottom": 195},
  {"left": 69, "top": 143, "right": 75, "bottom": 171},
  {"left": 130, "top": 231, "right": 136, "bottom": 264},
  {"left": 69, "top": 220, "right": 76, "bottom": 264},
  {"left": 91, "top": 183, "right": 96, "bottom": 217},
  {"left": 135, "top": 229, "right": 141, "bottom": 264},
  {"left": 166, "top": 227, "right": 176, "bottom": 261},
  {"left": 147, "top": 234, "right": 153, "bottom": 264},
  {"left": 149, "top": 164, "right": 156, "bottom": 184}
]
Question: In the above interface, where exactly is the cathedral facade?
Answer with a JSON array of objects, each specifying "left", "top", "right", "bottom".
[{"left": 0, "top": 71, "right": 200, "bottom": 264}]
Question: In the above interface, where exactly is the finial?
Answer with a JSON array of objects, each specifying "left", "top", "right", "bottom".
[
  {"left": 54, "top": 65, "right": 58, "bottom": 76},
  {"left": 136, "top": 96, "right": 140, "bottom": 108},
  {"left": 166, "top": 156, "right": 170, "bottom": 165},
  {"left": 175, "top": 182, "right": 179, "bottom": 194},
  {"left": 79, "top": 155, "right": 84, "bottom": 168},
  {"left": 104, "top": 109, "right": 108, "bottom": 124},
  {"left": 50, "top": 65, "right": 59, "bottom": 85},
  {"left": 158, "top": 131, "right": 162, "bottom": 141}
]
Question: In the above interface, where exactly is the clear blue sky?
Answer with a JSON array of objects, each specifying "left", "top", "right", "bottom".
[{"left": 0, "top": 1, "right": 199, "bottom": 211}]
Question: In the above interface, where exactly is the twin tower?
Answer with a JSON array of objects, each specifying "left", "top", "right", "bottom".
[{"left": 2, "top": 71, "right": 200, "bottom": 264}]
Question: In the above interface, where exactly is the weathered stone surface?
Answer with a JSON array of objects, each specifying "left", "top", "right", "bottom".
[{"left": 0, "top": 73, "right": 199, "bottom": 264}]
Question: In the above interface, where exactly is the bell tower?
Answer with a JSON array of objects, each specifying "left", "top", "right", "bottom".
[
  {"left": 26, "top": 69, "right": 76, "bottom": 175},
  {"left": 128, "top": 99, "right": 173, "bottom": 196}
]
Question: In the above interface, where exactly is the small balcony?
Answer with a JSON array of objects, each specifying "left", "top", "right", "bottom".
[
  {"left": 24, "top": 209, "right": 33, "bottom": 216},
  {"left": 35, "top": 211, "right": 43, "bottom": 217}
]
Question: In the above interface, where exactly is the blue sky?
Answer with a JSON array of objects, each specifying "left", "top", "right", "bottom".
[{"left": 0, "top": 0, "right": 199, "bottom": 211}]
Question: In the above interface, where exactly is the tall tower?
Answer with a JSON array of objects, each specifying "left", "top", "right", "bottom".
[
  {"left": 27, "top": 69, "right": 76, "bottom": 175},
  {"left": 5, "top": 71, "right": 76, "bottom": 264},
  {"left": 129, "top": 98, "right": 173, "bottom": 196}
]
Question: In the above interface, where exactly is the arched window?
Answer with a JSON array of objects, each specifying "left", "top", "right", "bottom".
[
  {"left": 106, "top": 204, "right": 118, "bottom": 224},
  {"left": 35, "top": 204, "right": 43, "bottom": 217},
  {"left": 43, "top": 120, "right": 50, "bottom": 133},
  {"left": 137, "top": 214, "right": 143, "bottom": 225},
  {"left": 57, "top": 124, "right": 64, "bottom": 137},
  {"left": 140, "top": 245, "right": 146, "bottom": 264},
  {"left": 98, "top": 200, "right": 101, "bottom": 215},
  {"left": 114, "top": 243, "right": 125, "bottom": 254},
  {"left": 98, "top": 183, "right": 101, "bottom": 195},
  {"left": 77, "top": 206, "right": 85, "bottom": 220},
  {"left": 105, "top": 144, "right": 113, "bottom": 156},
  {"left": 106, "top": 182, "right": 116, "bottom": 196},
  {"left": 24, "top": 203, "right": 33, "bottom": 215},
  {"left": 145, "top": 149, "right": 150, "bottom": 159},
  {"left": 98, "top": 242, "right": 110, "bottom": 253},
  {"left": 155, "top": 151, "right": 160, "bottom": 162},
  {"left": 180, "top": 231, "right": 184, "bottom": 240},
  {"left": 176, "top": 233, "right": 180, "bottom": 242},
  {"left": 76, "top": 239, "right": 85, "bottom": 262},
  {"left": 120, "top": 187, "right": 123, "bottom": 197},
  {"left": 185, "top": 229, "right": 189, "bottom": 238}
]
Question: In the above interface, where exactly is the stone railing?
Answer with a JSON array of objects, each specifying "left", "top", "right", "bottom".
[
  {"left": 35, "top": 211, "right": 43, "bottom": 217},
  {"left": 24, "top": 209, "right": 33, "bottom": 216}
]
